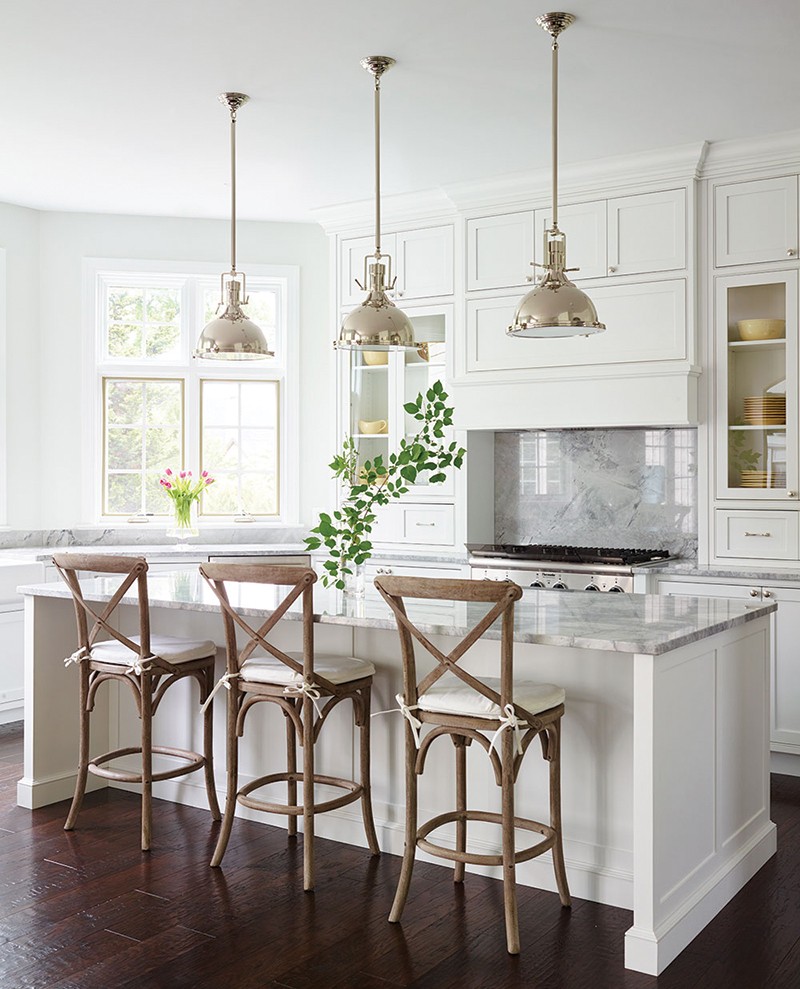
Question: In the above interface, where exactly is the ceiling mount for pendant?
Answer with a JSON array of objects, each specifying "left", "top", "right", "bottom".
[
  {"left": 507, "top": 11, "right": 606, "bottom": 340},
  {"left": 335, "top": 56, "right": 416, "bottom": 352},
  {"left": 194, "top": 92, "right": 272, "bottom": 360}
]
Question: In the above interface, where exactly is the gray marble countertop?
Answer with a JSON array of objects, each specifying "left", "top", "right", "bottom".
[
  {"left": 648, "top": 561, "right": 800, "bottom": 583},
  {"left": 20, "top": 572, "right": 775, "bottom": 656}
]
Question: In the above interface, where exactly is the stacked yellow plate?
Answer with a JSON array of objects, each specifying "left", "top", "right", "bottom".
[
  {"left": 740, "top": 470, "right": 787, "bottom": 488},
  {"left": 743, "top": 395, "right": 786, "bottom": 425}
]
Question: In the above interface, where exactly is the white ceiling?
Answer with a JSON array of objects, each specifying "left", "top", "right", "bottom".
[{"left": 2, "top": 0, "right": 799, "bottom": 223}]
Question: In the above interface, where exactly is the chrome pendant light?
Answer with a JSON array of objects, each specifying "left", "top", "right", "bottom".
[
  {"left": 195, "top": 93, "right": 272, "bottom": 360},
  {"left": 508, "top": 12, "right": 605, "bottom": 340},
  {"left": 336, "top": 56, "right": 416, "bottom": 351}
]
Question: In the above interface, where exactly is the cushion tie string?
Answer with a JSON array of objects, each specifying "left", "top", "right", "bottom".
[
  {"left": 124, "top": 656, "right": 155, "bottom": 677},
  {"left": 283, "top": 681, "right": 324, "bottom": 720},
  {"left": 200, "top": 671, "right": 240, "bottom": 714},
  {"left": 488, "top": 704, "right": 528, "bottom": 758},
  {"left": 372, "top": 694, "right": 424, "bottom": 749},
  {"left": 64, "top": 646, "right": 92, "bottom": 668}
]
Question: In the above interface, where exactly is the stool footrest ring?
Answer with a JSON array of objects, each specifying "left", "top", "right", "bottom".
[
  {"left": 88, "top": 745, "right": 206, "bottom": 783},
  {"left": 417, "top": 809, "right": 556, "bottom": 867},
  {"left": 238, "top": 771, "right": 363, "bottom": 816}
]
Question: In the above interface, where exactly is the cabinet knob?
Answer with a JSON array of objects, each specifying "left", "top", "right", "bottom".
[
  {"left": 788, "top": 491, "right": 797, "bottom": 498},
  {"left": 787, "top": 249, "right": 797, "bottom": 257},
  {"left": 750, "top": 588, "right": 760, "bottom": 597},
  {"left": 376, "top": 566, "right": 393, "bottom": 575},
  {"left": 525, "top": 275, "right": 534, "bottom": 282},
  {"left": 397, "top": 290, "right": 404, "bottom": 297},
  {"left": 763, "top": 589, "right": 774, "bottom": 598},
  {"left": 608, "top": 266, "right": 618, "bottom": 274}
]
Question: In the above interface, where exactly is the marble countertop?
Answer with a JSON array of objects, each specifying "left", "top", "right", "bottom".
[
  {"left": 20, "top": 572, "right": 776, "bottom": 656},
  {"left": 648, "top": 561, "right": 800, "bottom": 583}
]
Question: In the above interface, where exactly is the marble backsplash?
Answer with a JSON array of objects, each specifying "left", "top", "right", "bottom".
[
  {"left": 495, "top": 428, "right": 698, "bottom": 559},
  {"left": 0, "top": 525, "right": 309, "bottom": 551}
]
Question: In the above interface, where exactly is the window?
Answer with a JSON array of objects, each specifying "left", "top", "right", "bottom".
[{"left": 87, "top": 259, "right": 298, "bottom": 523}]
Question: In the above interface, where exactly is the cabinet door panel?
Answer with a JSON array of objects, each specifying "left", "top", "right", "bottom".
[
  {"left": 715, "top": 176, "right": 799, "bottom": 267},
  {"left": 396, "top": 226, "right": 454, "bottom": 299},
  {"left": 534, "top": 200, "right": 607, "bottom": 279},
  {"left": 766, "top": 586, "right": 800, "bottom": 750},
  {"left": 466, "top": 212, "right": 534, "bottom": 291},
  {"left": 714, "top": 510, "right": 799, "bottom": 560},
  {"left": 465, "top": 279, "right": 686, "bottom": 375},
  {"left": 608, "top": 189, "right": 686, "bottom": 275}
]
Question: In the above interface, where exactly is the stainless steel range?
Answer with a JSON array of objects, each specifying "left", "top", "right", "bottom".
[{"left": 467, "top": 544, "right": 675, "bottom": 593}]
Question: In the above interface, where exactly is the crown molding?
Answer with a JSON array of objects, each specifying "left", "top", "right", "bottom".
[
  {"left": 312, "top": 187, "right": 457, "bottom": 235},
  {"left": 700, "top": 129, "right": 800, "bottom": 181}
]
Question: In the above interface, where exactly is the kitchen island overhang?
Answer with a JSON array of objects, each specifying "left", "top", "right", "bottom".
[{"left": 18, "top": 576, "right": 777, "bottom": 976}]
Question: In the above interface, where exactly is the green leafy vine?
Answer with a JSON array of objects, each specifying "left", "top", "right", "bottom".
[{"left": 305, "top": 381, "right": 466, "bottom": 588}]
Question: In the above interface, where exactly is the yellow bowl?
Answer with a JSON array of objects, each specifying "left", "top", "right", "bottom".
[
  {"left": 358, "top": 419, "right": 388, "bottom": 434},
  {"left": 362, "top": 351, "right": 389, "bottom": 366},
  {"left": 737, "top": 319, "right": 785, "bottom": 341}
]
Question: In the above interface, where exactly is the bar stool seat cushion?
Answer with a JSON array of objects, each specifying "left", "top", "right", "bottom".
[
  {"left": 90, "top": 634, "right": 217, "bottom": 666},
  {"left": 241, "top": 652, "right": 375, "bottom": 686},
  {"left": 418, "top": 674, "right": 565, "bottom": 719}
]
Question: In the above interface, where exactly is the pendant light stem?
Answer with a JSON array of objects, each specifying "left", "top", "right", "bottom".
[
  {"left": 551, "top": 38, "right": 558, "bottom": 228},
  {"left": 230, "top": 109, "right": 237, "bottom": 273},
  {"left": 374, "top": 75, "right": 381, "bottom": 255}
]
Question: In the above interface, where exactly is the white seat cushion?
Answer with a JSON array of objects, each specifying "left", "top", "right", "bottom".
[
  {"left": 90, "top": 634, "right": 216, "bottom": 666},
  {"left": 417, "top": 674, "right": 565, "bottom": 719},
  {"left": 240, "top": 651, "right": 375, "bottom": 686}
]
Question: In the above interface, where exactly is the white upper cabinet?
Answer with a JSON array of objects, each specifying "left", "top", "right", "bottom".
[
  {"left": 466, "top": 211, "right": 534, "bottom": 291},
  {"left": 533, "top": 200, "right": 607, "bottom": 279},
  {"left": 607, "top": 189, "right": 686, "bottom": 275},
  {"left": 340, "top": 226, "right": 453, "bottom": 307},
  {"left": 394, "top": 225, "right": 454, "bottom": 300},
  {"left": 714, "top": 176, "right": 799, "bottom": 268}
]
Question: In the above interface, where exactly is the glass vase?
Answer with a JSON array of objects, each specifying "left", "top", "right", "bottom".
[
  {"left": 343, "top": 561, "right": 366, "bottom": 598},
  {"left": 167, "top": 495, "right": 199, "bottom": 541}
]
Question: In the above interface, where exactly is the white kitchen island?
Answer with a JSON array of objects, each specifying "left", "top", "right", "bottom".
[{"left": 18, "top": 575, "right": 776, "bottom": 976}]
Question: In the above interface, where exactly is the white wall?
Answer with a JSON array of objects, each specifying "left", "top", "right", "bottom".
[
  {"left": 33, "top": 210, "right": 330, "bottom": 528},
  {"left": 0, "top": 202, "right": 41, "bottom": 528}
]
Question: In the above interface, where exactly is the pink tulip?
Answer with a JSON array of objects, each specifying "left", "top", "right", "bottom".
[
  {"left": 205, "top": 478, "right": 215, "bottom": 485},
  {"left": 201, "top": 470, "right": 209, "bottom": 478},
  {"left": 162, "top": 480, "right": 172, "bottom": 489},
  {"left": 165, "top": 468, "right": 173, "bottom": 476},
  {"left": 179, "top": 471, "right": 186, "bottom": 478}
]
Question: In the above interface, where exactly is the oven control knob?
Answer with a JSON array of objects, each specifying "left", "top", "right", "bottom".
[
  {"left": 552, "top": 581, "right": 568, "bottom": 590},
  {"left": 607, "top": 585, "right": 625, "bottom": 592},
  {"left": 529, "top": 580, "right": 545, "bottom": 589},
  {"left": 584, "top": 583, "right": 600, "bottom": 591}
]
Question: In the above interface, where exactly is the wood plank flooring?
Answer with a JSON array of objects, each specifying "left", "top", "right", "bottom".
[{"left": 1, "top": 721, "right": 798, "bottom": 988}]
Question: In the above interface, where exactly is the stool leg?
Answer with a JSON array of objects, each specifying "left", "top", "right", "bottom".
[
  {"left": 389, "top": 718, "right": 418, "bottom": 923},
  {"left": 357, "top": 685, "right": 380, "bottom": 856},
  {"left": 286, "top": 709, "right": 298, "bottom": 838},
  {"left": 141, "top": 674, "right": 153, "bottom": 852},
  {"left": 501, "top": 728, "right": 520, "bottom": 954},
  {"left": 64, "top": 664, "right": 91, "bottom": 831},
  {"left": 210, "top": 683, "right": 240, "bottom": 867},
  {"left": 202, "top": 666, "right": 221, "bottom": 822},
  {"left": 548, "top": 720, "right": 571, "bottom": 908},
  {"left": 453, "top": 736, "right": 467, "bottom": 883},
  {"left": 302, "top": 693, "right": 315, "bottom": 892}
]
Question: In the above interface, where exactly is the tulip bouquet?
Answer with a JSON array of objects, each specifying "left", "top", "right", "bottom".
[{"left": 159, "top": 468, "right": 214, "bottom": 534}]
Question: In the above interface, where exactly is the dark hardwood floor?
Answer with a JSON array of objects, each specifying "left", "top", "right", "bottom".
[{"left": 0, "top": 720, "right": 798, "bottom": 988}]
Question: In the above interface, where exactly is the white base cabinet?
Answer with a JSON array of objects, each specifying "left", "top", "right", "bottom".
[{"left": 656, "top": 575, "right": 800, "bottom": 773}]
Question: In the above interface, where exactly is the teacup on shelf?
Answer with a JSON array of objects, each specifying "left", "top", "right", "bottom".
[
  {"left": 362, "top": 351, "right": 389, "bottom": 366},
  {"left": 358, "top": 419, "right": 388, "bottom": 434}
]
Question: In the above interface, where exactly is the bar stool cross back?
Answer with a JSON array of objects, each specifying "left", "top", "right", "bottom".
[{"left": 375, "top": 574, "right": 570, "bottom": 954}]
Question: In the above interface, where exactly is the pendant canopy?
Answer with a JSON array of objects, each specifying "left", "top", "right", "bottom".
[
  {"left": 508, "top": 12, "right": 605, "bottom": 340},
  {"left": 195, "top": 93, "right": 272, "bottom": 360},
  {"left": 336, "top": 57, "right": 416, "bottom": 351}
]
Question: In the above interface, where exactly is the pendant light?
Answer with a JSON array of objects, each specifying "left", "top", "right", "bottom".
[
  {"left": 195, "top": 93, "right": 272, "bottom": 360},
  {"left": 507, "top": 12, "right": 606, "bottom": 340},
  {"left": 335, "top": 56, "right": 416, "bottom": 351}
]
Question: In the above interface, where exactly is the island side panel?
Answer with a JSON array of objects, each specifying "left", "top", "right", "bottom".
[
  {"left": 18, "top": 594, "right": 109, "bottom": 809},
  {"left": 625, "top": 617, "right": 776, "bottom": 976}
]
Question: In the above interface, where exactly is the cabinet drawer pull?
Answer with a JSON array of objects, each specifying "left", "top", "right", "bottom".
[
  {"left": 763, "top": 589, "right": 774, "bottom": 598},
  {"left": 750, "top": 588, "right": 760, "bottom": 597},
  {"left": 415, "top": 521, "right": 436, "bottom": 527},
  {"left": 744, "top": 531, "right": 771, "bottom": 537},
  {"left": 787, "top": 248, "right": 797, "bottom": 257},
  {"left": 375, "top": 567, "right": 393, "bottom": 575}
]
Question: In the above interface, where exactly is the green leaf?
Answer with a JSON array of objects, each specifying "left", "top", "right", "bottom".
[{"left": 400, "top": 465, "right": 417, "bottom": 482}]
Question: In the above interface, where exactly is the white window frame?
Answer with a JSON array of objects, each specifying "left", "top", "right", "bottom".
[{"left": 83, "top": 257, "right": 300, "bottom": 527}]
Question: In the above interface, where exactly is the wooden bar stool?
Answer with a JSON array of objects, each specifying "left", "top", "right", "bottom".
[
  {"left": 199, "top": 563, "right": 380, "bottom": 889},
  {"left": 53, "top": 553, "right": 221, "bottom": 850},
  {"left": 374, "top": 574, "right": 570, "bottom": 954}
]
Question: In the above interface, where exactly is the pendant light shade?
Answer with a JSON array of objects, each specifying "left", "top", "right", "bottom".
[
  {"left": 335, "top": 57, "right": 416, "bottom": 351},
  {"left": 195, "top": 93, "right": 272, "bottom": 360},
  {"left": 508, "top": 13, "right": 605, "bottom": 340}
]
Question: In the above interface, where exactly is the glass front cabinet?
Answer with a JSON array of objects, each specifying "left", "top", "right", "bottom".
[{"left": 715, "top": 270, "right": 799, "bottom": 500}]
